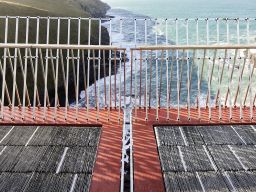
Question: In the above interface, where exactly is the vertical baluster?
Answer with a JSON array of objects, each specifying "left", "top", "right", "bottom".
[
  {"left": 220, "top": 49, "right": 227, "bottom": 119},
  {"left": 186, "top": 19, "right": 190, "bottom": 120},
  {"left": 123, "top": 49, "right": 126, "bottom": 111},
  {"left": 189, "top": 50, "right": 195, "bottom": 107},
  {"left": 54, "top": 18, "right": 60, "bottom": 120},
  {"left": 155, "top": 19, "right": 159, "bottom": 120},
  {"left": 118, "top": 19, "right": 122, "bottom": 121},
  {"left": 43, "top": 17, "right": 50, "bottom": 119},
  {"left": 176, "top": 18, "right": 180, "bottom": 120},
  {"left": 87, "top": 18, "right": 91, "bottom": 120},
  {"left": 179, "top": 49, "right": 186, "bottom": 108},
  {"left": 32, "top": 17, "right": 40, "bottom": 119},
  {"left": 93, "top": 50, "right": 97, "bottom": 110},
  {"left": 227, "top": 49, "right": 237, "bottom": 119},
  {"left": 11, "top": 17, "right": 19, "bottom": 119},
  {"left": 76, "top": 18, "right": 81, "bottom": 120},
  {"left": 81, "top": 50, "right": 87, "bottom": 105},
  {"left": 121, "top": 20, "right": 126, "bottom": 111},
  {"left": 206, "top": 18, "right": 211, "bottom": 120},
  {"left": 139, "top": 20, "right": 142, "bottom": 108},
  {"left": 103, "top": 50, "right": 106, "bottom": 107},
  {"left": 211, "top": 18, "right": 219, "bottom": 111},
  {"left": 165, "top": 19, "right": 169, "bottom": 120},
  {"left": 130, "top": 49, "right": 133, "bottom": 100},
  {"left": 144, "top": 18, "right": 148, "bottom": 116},
  {"left": 240, "top": 57, "right": 246, "bottom": 119},
  {"left": 108, "top": 18, "right": 112, "bottom": 120},
  {"left": 248, "top": 50, "right": 253, "bottom": 119},
  {"left": 139, "top": 46, "right": 142, "bottom": 108},
  {"left": 196, "top": 18, "right": 201, "bottom": 119},
  {"left": 118, "top": 48, "right": 122, "bottom": 122},
  {"left": 246, "top": 19, "right": 253, "bottom": 119},
  {"left": 199, "top": 49, "right": 206, "bottom": 118},
  {"left": 65, "top": 18, "right": 71, "bottom": 120},
  {"left": 134, "top": 48, "right": 137, "bottom": 118},
  {"left": 114, "top": 49, "right": 117, "bottom": 109},
  {"left": 217, "top": 54, "right": 221, "bottom": 120},
  {"left": 60, "top": 51, "right": 68, "bottom": 107},
  {"left": 207, "top": 51, "right": 212, "bottom": 121},
  {"left": 169, "top": 50, "right": 174, "bottom": 112},
  {"left": 97, "top": 18, "right": 101, "bottom": 121},
  {"left": 81, "top": 33, "right": 87, "bottom": 109},
  {"left": 134, "top": 19, "right": 137, "bottom": 118},
  {"left": 159, "top": 49, "right": 164, "bottom": 108},
  {"left": 149, "top": 50, "right": 153, "bottom": 108},
  {"left": 22, "top": 17, "right": 30, "bottom": 119},
  {"left": 1, "top": 16, "right": 8, "bottom": 119}
]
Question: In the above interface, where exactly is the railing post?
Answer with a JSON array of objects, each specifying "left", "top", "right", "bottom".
[
  {"left": 32, "top": 17, "right": 40, "bottom": 120},
  {"left": 86, "top": 18, "right": 91, "bottom": 121},
  {"left": 64, "top": 18, "right": 71, "bottom": 120},
  {"left": 54, "top": 17, "right": 61, "bottom": 121},
  {"left": 165, "top": 19, "right": 169, "bottom": 120},
  {"left": 1, "top": 16, "right": 8, "bottom": 119},
  {"left": 76, "top": 17, "right": 81, "bottom": 121},
  {"left": 11, "top": 17, "right": 19, "bottom": 119},
  {"left": 43, "top": 17, "right": 50, "bottom": 120}
]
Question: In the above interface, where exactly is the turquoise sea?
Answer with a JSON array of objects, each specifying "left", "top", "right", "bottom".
[
  {"left": 103, "top": 0, "right": 256, "bottom": 18},
  {"left": 83, "top": 0, "right": 256, "bottom": 108}
]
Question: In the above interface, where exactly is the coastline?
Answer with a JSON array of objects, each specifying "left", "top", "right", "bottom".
[{"left": 0, "top": 0, "right": 115, "bottom": 106}]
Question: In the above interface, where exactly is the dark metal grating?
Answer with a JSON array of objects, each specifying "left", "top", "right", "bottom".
[
  {"left": 0, "top": 126, "right": 101, "bottom": 192},
  {"left": 155, "top": 125, "right": 256, "bottom": 192}
]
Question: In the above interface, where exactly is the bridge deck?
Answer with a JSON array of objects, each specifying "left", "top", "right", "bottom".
[
  {"left": 0, "top": 108, "right": 122, "bottom": 192},
  {"left": 133, "top": 108, "right": 256, "bottom": 192},
  {"left": 1, "top": 107, "right": 256, "bottom": 191}
]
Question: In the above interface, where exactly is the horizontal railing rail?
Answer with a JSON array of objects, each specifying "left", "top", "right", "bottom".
[
  {"left": 131, "top": 44, "right": 256, "bottom": 50},
  {"left": 0, "top": 43, "right": 125, "bottom": 50}
]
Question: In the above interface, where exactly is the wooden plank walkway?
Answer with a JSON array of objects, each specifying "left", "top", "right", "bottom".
[
  {"left": 1, "top": 107, "right": 256, "bottom": 191},
  {"left": 133, "top": 108, "right": 256, "bottom": 192},
  {"left": 0, "top": 107, "right": 123, "bottom": 192}
]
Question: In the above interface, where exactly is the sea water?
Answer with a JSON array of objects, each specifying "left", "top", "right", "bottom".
[
  {"left": 79, "top": 0, "right": 256, "bottom": 108},
  {"left": 102, "top": 0, "right": 256, "bottom": 19}
]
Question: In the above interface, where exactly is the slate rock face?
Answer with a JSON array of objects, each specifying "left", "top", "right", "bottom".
[
  {"left": 155, "top": 125, "right": 256, "bottom": 192},
  {"left": 0, "top": 126, "right": 101, "bottom": 192}
]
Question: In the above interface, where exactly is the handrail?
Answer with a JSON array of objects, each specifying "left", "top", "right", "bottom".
[
  {"left": 131, "top": 44, "right": 256, "bottom": 51},
  {"left": 0, "top": 43, "right": 124, "bottom": 50}
]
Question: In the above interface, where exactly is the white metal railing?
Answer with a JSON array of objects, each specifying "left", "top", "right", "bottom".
[
  {"left": 1, "top": 17, "right": 256, "bottom": 46},
  {"left": 0, "top": 43, "right": 126, "bottom": 121},
  {"left": 131, "top": 45, "right": 256, "bottom": 121},
  {"left": 1, "top": 16, "right": 256, "bottom": 122}
]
